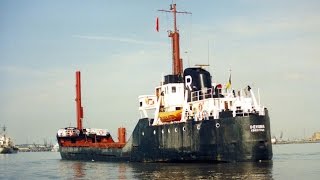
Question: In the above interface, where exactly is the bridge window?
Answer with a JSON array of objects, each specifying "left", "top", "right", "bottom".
[{"left": 172, "top": 86, "right": 176, "bottom": 93}]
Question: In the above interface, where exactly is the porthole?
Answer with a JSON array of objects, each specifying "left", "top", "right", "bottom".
[
  {"left": 175, "top": 128, "right": 178, "bottom": 132},
  {"left": 216, "top": 123, "right": 220, "bottom": 128},
  {"left": 183, "top": 127, "right": 186, "bottom": 131},
  {"left": 153, "top": 130, "right": 156, "bottom": 134}
]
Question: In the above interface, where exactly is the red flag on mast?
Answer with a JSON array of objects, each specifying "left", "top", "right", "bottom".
[{"left": 156, "top": 17, "right": 159, "bottom": 32}]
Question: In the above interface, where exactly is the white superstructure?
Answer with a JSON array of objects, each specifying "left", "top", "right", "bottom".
[{"left": 139, "top": 69, "right": 265, "bottom": 126}]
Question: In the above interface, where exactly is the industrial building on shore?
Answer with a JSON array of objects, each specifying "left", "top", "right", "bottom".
[{"left": 311, "top": 132, "right": 320, "bottom": 141}]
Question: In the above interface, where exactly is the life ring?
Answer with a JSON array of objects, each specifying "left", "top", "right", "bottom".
[{"left": 216, "top": 123, "right": 220, "bottom": 128}]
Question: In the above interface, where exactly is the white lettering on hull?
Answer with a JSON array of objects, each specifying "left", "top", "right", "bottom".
[{"left": 250, "top": 124, "right": 265, "bottom": 132}]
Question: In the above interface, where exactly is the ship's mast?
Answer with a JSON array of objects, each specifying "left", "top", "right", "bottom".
[
  {"left": 159, "top": 4, "right": 191, "bottom": 76},
  {"left": 75, "top": 71, "right": 83, "bottom": 130}
]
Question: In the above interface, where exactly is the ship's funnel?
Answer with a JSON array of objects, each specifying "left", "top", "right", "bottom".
[{"left": 184, "top": 68, "right": 212, "bottom": 102}]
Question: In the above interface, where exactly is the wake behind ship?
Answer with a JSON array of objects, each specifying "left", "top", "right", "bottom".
[{"left": 57, "top": 3, "right": 272, "bottom": 162}]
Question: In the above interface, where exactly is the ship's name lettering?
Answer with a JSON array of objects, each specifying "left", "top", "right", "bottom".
[{"left": 250, "top": 124, "right": 265, "bottom": 132}]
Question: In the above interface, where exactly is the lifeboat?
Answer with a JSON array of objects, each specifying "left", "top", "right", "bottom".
[{"left": 159, "top": 109, "right": 182, "bottom": 122}]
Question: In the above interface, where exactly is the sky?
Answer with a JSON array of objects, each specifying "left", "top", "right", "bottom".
[{"left": 1, "top": 0, "right": 320, "bottom": 144}]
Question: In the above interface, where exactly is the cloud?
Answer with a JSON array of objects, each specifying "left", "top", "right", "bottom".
[
  {"left": 3, "top": 0, "right": 320, "bottom": 143},
  {"left": 283, "top": 72, "right": 304, "bottom": 81},
  {"left": 0, "top": 45, "right": 173, "bottom": 144},
  {"left": 188, "top": 9, "right": 320, "bottom": 71},
  {"left": 0, "top": 66, "right": 44, "bottom": 76},
  {"left": 72, "top": 35, "right": 166, "bottom": 46},
  {"left": 192, "top": 7, "right": 320, "bottom": 41}
]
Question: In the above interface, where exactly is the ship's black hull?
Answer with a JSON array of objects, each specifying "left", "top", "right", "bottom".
[
  {"left": 0, "top": 147, "right": 18, "bottom": 154},
  {"left": 59, "top": 111, "right": 272, "bottom": 162}
]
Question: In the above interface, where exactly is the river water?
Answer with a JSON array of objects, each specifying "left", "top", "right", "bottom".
[{"left": 1, "top": 143, "right": 319, "bottom": 179}]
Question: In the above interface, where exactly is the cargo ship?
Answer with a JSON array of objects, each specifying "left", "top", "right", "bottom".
[
  {"left": 0, "top": 126, "right": 18, "bottom": 154},
  {"left": 57, "top": 3, "right": 273, "bottom": 162}
]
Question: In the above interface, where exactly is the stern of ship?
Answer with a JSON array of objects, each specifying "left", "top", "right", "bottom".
[{"left": 235, "top": 109, "right": 273, "bottom": 161}]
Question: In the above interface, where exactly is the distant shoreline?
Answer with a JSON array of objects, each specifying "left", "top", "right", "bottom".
[{"left": 273, "top": 140, "right": 320, "bottom": 145}]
